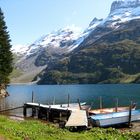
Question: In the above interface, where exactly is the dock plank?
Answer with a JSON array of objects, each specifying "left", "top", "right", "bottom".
[
  {"left": 25, "top": 102, "right": 85, "bottom": 111},
  {"left": 65, "top": 110, "right": 88, "bottom": 127}
]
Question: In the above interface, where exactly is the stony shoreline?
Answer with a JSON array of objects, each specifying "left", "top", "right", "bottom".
[{"left": 127, "top": 122, "right": 140, "bottom": 132}]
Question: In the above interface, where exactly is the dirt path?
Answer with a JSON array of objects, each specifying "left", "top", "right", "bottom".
[{"left": 129, "top": 122, "right": 140, "bottom": 132}]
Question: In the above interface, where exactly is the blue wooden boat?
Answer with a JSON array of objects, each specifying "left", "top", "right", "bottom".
[{"left": 89, "top": 109, "right": 140, "bottom": 127}]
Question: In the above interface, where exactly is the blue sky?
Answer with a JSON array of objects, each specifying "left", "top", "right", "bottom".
[{"left": 0, "top": 0, "right": 114, "bottom": 46}]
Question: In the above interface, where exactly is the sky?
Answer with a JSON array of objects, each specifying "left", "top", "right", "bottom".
[{"left": 0, "top": 0, "right": 115, "bottom": 46}]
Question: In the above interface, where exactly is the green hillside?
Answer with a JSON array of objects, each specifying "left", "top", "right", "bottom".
[{"left": 36, "top": 19, "right": 140, "bottom": 84}]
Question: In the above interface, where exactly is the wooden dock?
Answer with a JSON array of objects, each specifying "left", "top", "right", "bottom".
[
  {"left": 23, "top": 102, "right": 88, "bottom": 128},
  {"left": 65, "top": 110, "right": 88, "bottom": 127},
  {"left": 23, "top": 102, "right": 71, "bottom": 121},
  {"left": 24, "top": 102, "right": 85, "bottom": 111}
]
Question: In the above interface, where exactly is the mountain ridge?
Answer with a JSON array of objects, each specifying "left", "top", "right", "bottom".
[{"left": 11, "top": 0, "right": 140, "bottom": 84}]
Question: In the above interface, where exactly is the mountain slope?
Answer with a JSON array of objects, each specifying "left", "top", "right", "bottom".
[
  {"left": 35, "top": 0, "right": 140, "bottom": 84},
  {"left": 77, "top": 0, "right": 140, "bottom": 51},
  {"left": 36, "top": 20, "right": 140, "bottom": 84},
  {"left": 11, "top": 22, "right": 102, "bottom": 83}
]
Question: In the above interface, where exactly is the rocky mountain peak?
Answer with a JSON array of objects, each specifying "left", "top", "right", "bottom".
[
  {"left": 110, "top": 0, "right": 140, "bottom": 13},
  {"left": 89, "top": 18, "right": 103, "bottom": 27}
]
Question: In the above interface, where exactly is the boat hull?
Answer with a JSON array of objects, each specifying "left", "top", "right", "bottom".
[{"left": 90, "top": 110, "right": 140, "bottom": 127}]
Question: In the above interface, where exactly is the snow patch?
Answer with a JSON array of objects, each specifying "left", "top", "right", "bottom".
[
  {"left": 12, "top": 0, "right": 140, "bottom": 59},
  {"left": 11, "top": 44, "right": 29, "bottom": 55}
]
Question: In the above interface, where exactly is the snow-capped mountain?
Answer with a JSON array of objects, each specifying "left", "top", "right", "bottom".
[
  {"left": 12, "top": 20, "right": 103, "bottom": 58},
  {"left": 12, "top": 44, "right": 29, "bottom": 55},
  {"left": 36, "top": 0, "right": 140, "bottom": 84},
  {"left": 108, "top": 0, "right": 140, "bottom": 27},
  {"left": 12, "top": 0, "right": 140, "bottom": 58},
  {"left": 69, "top": 18, "right": 103, "bottom": 51},
  {"left": 12, "top": 26, "right": 82, "bottom": 57},
  {"left": 110, "top": 0, "right": 140, "bottom": 12},
  {"left": 12, "top": 24, "right": 97, "bottom": 71},
  {"left": 12, "top": 21, "right": 102, "bottom": 69},
  {"left": 11, "top": 21, "right": 102, "bottom": 83},
  {"left": 11, "top": 0, "right": 140, "bottom": 83},
  {"left": 79, "top": 0, "right": 140, "bottom": 49}
]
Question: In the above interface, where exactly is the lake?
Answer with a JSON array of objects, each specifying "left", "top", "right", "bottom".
[{"left": 1, "top": 84, "right": 140, "bottom": 116}]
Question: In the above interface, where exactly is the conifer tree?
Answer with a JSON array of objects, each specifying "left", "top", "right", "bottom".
[{"left": 0, "top": 8, "right": 13, "bottom": 84}]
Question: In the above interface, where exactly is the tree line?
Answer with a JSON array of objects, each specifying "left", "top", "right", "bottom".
[{"left": 0, "top": 8, "right": 13, "bottom": 94}]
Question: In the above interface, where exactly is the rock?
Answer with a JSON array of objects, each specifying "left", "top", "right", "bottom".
[{"left": 0, "top": 84, "right": 9, "bottom": 98}]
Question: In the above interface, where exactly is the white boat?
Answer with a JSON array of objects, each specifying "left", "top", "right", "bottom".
[{"left": 89, "top": 109, "right": 140, "bottom": 127}]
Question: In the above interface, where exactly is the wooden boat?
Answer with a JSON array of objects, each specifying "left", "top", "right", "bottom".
[
  {"left": 88, "top": 103, "right": 136, "bottom": 115},
  {"left": 88, "top": 106, "right": 136, "bottom": 115},
  {"left": 89, "top": 109, "right": 140, "bottom": 127}
]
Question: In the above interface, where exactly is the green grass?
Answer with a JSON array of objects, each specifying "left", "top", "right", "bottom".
[{"left": 0, "top": 115, "right": 140, "bottom": 140}]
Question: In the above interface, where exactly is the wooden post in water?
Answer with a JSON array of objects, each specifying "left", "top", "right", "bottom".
[
  {"left": 115, "top": 98, "right": 118, "bottom": 112},
  {"left": 77, "top": 98, "right": 82, "bottom": 110},
  {"left": 53, "top": 96, "right": 55, "bottom": 105},
  {"left": 128, "top": 101, "right": 133, "bottom": 127},
  {"left": 100, "top": 96, "right": 103, "bottom": 109},
  {"left": 68, "top": 94, "right": 70, "bottom": 107},
  {"left": 32, "top": 91, "right": 35, "bottom": 103},
  {"left": 23, "top": 105, "right": 27, "bottom": 117}
]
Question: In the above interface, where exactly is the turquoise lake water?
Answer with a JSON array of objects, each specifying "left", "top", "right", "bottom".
[{"left": 0, "top": 84, "right": 140, "bottom": 116}]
